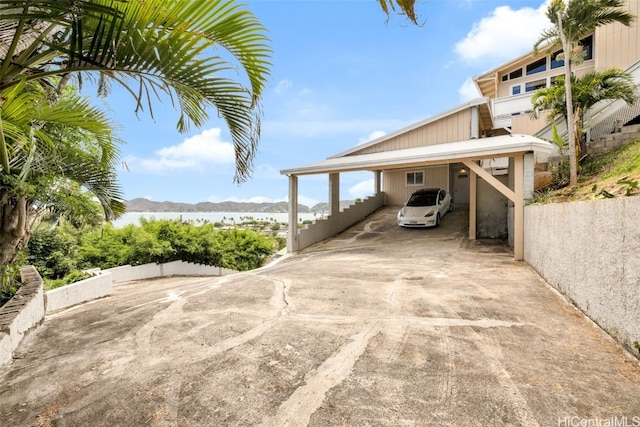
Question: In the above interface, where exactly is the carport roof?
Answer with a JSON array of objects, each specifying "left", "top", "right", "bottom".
[{"left": 280, "top": 134, "right": 554, "bottom": 176}]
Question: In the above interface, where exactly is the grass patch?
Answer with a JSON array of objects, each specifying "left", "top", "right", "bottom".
[
  {"left": 532, "top": 138, "right": 640, "bottom": 203},
  {"left": 581, "top": 139, "right": 640, "bottom": 180}
]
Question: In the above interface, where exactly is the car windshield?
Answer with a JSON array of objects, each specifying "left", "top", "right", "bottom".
[{"left": 407, "top": 193, "right": 437, "bottom": 207}]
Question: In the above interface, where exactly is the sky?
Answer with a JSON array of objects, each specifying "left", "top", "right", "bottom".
[{"left": 93, "top": 0, "right": 553, "bottom": 208}]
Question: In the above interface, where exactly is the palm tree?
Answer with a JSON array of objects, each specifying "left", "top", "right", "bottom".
[
  {"left": 0, "top": 0, "right": 272, "bottom": 183},
  {"left": 531, "top": 69, "right": 637, "bottom": 154},
  {"left": 378, "top": 0, "right": 420, "bottom": 24},
  {"left": 534, "top": 0, "right": 634, "bottom": 185},
  {"left": 0, "top": 80, "right": 124, "bottom": 265}
]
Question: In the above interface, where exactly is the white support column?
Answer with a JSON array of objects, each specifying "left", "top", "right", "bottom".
[
  {"left": 514, "top": 154, "right": 524, "bottom": 261},
  {"left": 469, "top": 168, "right": 477, "bottom": 240},
  {"left": 329, "top": 173, "right": 340, "bottom": 216},
  {"left": 470, "top": 106, "right": 479, "bottom": 139},
  {"left": 288, "top": 175, "right": 298, "bottom": 252},
  {"left": 524, "top": 152, "right": 535, "bottom": 200},
  {"left": 374, "top": 171, "right": 381, "bottom": 195}
]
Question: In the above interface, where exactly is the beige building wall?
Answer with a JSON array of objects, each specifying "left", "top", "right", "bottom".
[
  {"left": 481, "top": 0, "right": 639, "bottom": 101},
  {"left": 350, "top": 110, "right": 472, "bottom": 155},
  {"left": 383, "top": 165, "right": 449, "bottom": 206},
  {"left": 495, "top": 57, "right": 595, "bottom": 99},
  {"left": 595, "top": 0, "right": 640, "bottom": 71},
  {"left": 511, "top": 112, "right": 549, "bottom": 135}
]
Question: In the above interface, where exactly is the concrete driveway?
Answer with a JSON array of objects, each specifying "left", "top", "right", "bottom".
[{"left": 1, "top": 207, "right": 639, "bottom": 426}]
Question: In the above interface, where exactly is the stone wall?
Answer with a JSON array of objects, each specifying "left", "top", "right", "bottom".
[{"left": 524, "top": 197, "right": 640, "bottom": 357}]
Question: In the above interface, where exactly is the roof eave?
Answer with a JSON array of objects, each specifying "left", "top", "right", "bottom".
[{"left": 281, "top": 135, "right": 553, "bottom": 176}]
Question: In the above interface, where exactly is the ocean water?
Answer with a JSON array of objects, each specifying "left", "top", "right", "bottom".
[{"left": 111, "top": 211, "right": 321, "bottom": 228}]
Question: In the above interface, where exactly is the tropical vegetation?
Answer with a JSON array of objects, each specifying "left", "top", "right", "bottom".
[
  {"left": 534, "top": 0, "right": 635, "bottom": 185},
  {"left": 0, "top": 83, "right": 123, "bottom": 266},
  {"left": 27, "top": 217, "right": 282, "bottom": 292},
  {"left": 378, "top": 0, "right": 420, "bottom": 24},
  {"left": 0, "top": 0, "right": 272, "bottom": 293},
  {"left": 0, "top": 0, "right": 423, "bottom": 306},
  {"left": 532, "top": 137, "right": 640, "bottom": 202},
  {"left": 530, "top": 67, "right": 637, "bottom": 174}
]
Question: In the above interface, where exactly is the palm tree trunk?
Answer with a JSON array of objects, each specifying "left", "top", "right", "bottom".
[
  {"left": 557, "top": 12, "right": 578, "bottom": 186},
  {"left": 0, "top": 193, "right": 30, "bottom": 266}
]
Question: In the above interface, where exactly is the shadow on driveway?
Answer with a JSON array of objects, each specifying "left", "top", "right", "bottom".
[{"left": 1, "top": 207, "right": 639, "bottom": 426}]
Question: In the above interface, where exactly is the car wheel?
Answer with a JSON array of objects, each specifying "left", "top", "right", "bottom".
[
  {"left": 435, "top": 212, "right": 441, "bottom": 227},
  {"left": 448, "top": 201, "right": 453, "bottom": 212}
]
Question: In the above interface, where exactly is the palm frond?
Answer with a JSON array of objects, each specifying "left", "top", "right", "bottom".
[{"left": 1, "top": 0, "right": 272, "bottom": 181}]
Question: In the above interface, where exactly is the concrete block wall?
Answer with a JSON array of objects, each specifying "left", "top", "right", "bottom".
[
  {"left": 524, "top": 197, "right": 640, "bottom": 357},
  {"left": 293, "top": 193, "right": 385, "bottom": 251},
  {"left": 588, "top": 124, "right": 640, "bottom": 155},
  {"left": 0, "top": 267, "right": 44, "bottom": 366}
]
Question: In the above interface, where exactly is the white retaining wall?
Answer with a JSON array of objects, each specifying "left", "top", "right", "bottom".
[
  {"left": 524, "top": 197, "right": 640, "bottom": 356},
  {"left": 45, "top": 270, "right": 113, "bottom": 313},
  {"left": 291, "top": 193, "right": 385, "bottom": 252},
  {"left": 44, "top": 261, "right": 233, "bottom": 314},
  {"left": 0, "top": 267, "right": 44, "bottom": 366},
  {"left": 1, "top": 261, "right": 235, "bottom": 365}
]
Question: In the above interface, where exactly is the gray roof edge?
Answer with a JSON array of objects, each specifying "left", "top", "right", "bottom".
[{"left": 280, "top": 134, "right": 554, "bottom": 176}]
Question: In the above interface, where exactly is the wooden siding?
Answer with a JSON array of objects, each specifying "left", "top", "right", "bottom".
[
  {"left": 595, "top": 0, "right": 640, "bottom": 72},
  {"left": 383, "top": 166, "right": 450, "bottom": 206},
  {"left": 349, "top": 111, "right": 471, "bottom": 156},
  {"left": 511, "top": 112, "right": 548, "bottom": 135}
]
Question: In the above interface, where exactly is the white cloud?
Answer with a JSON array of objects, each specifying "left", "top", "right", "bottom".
[
  {"left": 274, "top": 78, "right": 293, "bottom": 94},
  {"left": 455, "top": 2, "right": 550, "bottom": 63},
  {"left": 458, "top": 77, "right": 481, "bottom": 102},
  {"left": 135, "top": 128, "right": 234, "bottom": 173},
  {"left": 358, "top": 130, "right": 387, "bottom": 144},
  {"left": 348, "top": 179, "right": 374, "bottom": 199}
]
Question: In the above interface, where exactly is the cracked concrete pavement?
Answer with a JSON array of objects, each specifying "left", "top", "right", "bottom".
[{"left": 1, "top": 207, "right": 640, "bottom": 426}]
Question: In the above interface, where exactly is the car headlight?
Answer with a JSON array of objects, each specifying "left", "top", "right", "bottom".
[
  {"left": 398, "top": 210, "right": 404, "bottom": 218},
  {"left": 424, "top": 211, "right": 435, "bottom": 217}
]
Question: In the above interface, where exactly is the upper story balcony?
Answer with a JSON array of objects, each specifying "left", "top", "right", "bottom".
[{"left": 491, "top": 93, "right": 535, "bottom": 129}]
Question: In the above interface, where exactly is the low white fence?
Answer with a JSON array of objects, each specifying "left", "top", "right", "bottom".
[{"left": 524, "top": 196, "right": 640, "bottom": 357}]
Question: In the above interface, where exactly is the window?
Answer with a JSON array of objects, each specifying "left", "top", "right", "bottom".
[
  {"left": 501, "top": 74, "right": 508, "bottom": 82},
  {"left": 525, "top": 79, "right": 546, "bottom": 92},
  {"left": 526, "top": 58, "right": 547, "bottom": 75},
  {"left": 511, "top": 85, "right": 522, "bottom": 95},
  {"left": 406, "top": 171, "right": 424, "bottom": 186},
  {"left": 509, "top": 68, "right": 523, "bottom": 80},
  {"left": 581, "top": 34, "right": 593, "bottom": 61},
  {"left": 551, "top": 50, "right": 564, "bottom": 69}
]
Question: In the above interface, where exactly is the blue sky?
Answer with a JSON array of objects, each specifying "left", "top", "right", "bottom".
[{"left": 97, "top": 0, "right": 552, "bottom": 207}]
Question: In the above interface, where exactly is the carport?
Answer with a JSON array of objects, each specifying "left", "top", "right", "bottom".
[{"left": 280, "top": 134, "right": 554, "bottom": 260}]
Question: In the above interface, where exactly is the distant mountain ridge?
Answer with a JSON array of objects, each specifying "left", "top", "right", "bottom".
[
  {"left": 125, "top": 198, "right": 356, "bottom": 213},
  {"left": 125, "top": 198, "right": 313, "bottom": 213}
]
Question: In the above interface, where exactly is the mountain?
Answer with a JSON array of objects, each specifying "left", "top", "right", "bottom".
[{"left": 125, "top": 198, "right": 313, "bottom": 213}]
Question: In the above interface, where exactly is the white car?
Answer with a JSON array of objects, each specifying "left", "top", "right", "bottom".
[{"left": 397, "top": 188, "right": 453, "bottom": 228}]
